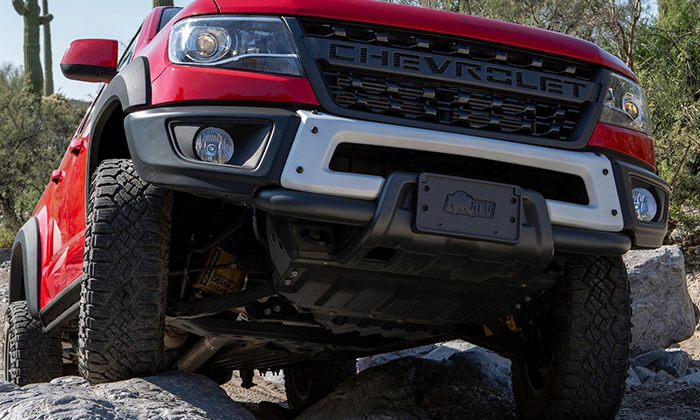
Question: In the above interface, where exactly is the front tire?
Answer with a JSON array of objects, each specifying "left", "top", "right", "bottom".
[
  {"left": 79, "top": 159, "right": 172, "bottom": 384},
  {"left": 511, "top": 255, "right": 631, "bottom": 420},
  {"left": 2, "top": 301, "right": 62, "bottom": 385}
]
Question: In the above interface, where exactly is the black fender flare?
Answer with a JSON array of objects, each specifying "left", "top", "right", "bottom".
[
  {"left": 85, "top": 56, "right": 151, "bottom": 202},
  {"left": 9, "top": 217, "right": 42, "bottom": 320}
]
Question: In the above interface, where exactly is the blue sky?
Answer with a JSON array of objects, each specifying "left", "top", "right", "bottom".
[{"left": 0, "top": 0, "right": 191, "bottom": 101}]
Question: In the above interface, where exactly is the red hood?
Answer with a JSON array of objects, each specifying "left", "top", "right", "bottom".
[{"left": 206, "top": 0, "right": 633, "bottom": 80}]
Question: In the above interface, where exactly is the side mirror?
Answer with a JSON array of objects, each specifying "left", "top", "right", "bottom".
[{"left": 60, "top": 39, "right": 119, "bottom": 83}]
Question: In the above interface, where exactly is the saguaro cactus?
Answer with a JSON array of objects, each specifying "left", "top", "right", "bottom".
[
  {"left": 152, "top": 0, "right": 174, "bottom": 7},
  {"left": 41, "top": 0, "right": 53, "bottom": 96},
  {"left": 12, "top": 0, "right": 43, "bottom": 95}
]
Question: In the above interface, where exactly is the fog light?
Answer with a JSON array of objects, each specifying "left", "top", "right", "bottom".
[
  {"left": 632, "top": 188, "right": 657, "bottom": 222},
  {"left": 195, "top": 127, "right": 234, "bottom": 163}
]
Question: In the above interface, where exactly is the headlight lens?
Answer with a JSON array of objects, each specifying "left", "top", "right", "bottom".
[
  {"left": 169, "top": 16, "right": 304, "bottom": 76},
  {"left": 599, "top": 73, "right": 650, "bottom": 134}
]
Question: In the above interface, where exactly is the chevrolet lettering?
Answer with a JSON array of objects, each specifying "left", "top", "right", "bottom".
[{"left": 315, "top": 39, "right": 595, "bottom": 103}]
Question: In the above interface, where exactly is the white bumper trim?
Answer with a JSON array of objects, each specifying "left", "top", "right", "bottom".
[{"left": 281, "top": 111, "right": 624, "bottom": 232}]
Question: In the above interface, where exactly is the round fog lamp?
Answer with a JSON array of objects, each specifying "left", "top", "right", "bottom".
[
  {"left": 195, "top": 127, "right": 234, "bottom": 163},
  {"left": 632, "top": 188, "right": 657, "bottom": 222}
]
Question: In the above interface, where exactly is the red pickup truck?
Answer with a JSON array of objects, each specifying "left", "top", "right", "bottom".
[{"left": 4, "top": 1, "right": 668, "bottom": 418}]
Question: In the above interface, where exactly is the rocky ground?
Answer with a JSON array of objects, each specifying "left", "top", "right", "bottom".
[{"left": 1, "top": 252, "right": 700, "bottom": 419}]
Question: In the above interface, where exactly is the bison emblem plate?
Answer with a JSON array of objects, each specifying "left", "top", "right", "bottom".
[{"left": 415, "top": 173, "right": 522, "bottom": 243}]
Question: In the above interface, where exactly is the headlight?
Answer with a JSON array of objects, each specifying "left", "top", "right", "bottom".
[
  {"left": 169, "top": 16, "right": 304, "bottom": 76},
  {"left": 599, "top": 73, "right": 650, "bottom": 134}
]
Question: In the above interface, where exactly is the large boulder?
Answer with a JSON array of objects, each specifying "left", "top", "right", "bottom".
[
  {"left": 298, "top": 347, "right": 515, "bottom": 420},
  {"left": 0, "top": 372, "right": 255, "bottom": 420},
  {"left": 624, "top": 246, "right": 697, "bottom": 356}
]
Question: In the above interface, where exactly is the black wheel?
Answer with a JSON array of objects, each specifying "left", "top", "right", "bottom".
[
  {"left": 2, "top": 301, "right": 62, "bottom": 385},
  {"left": 79, "top": 159, "right": 172, "bottom": 384},
  {"left": 511, "top": 255, "right": 631, "bottom": 420},
  {"left": 284, "top": 359, "right": 356, "bottom": 411}
]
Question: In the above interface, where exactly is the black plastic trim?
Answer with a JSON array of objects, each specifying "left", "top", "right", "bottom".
[
  {"left": 123, "top": 106, "right": 301, "bottom": 201},
  {"left": 611, "top": 159, "right": 669, "bottom": 248},
  {"left": 157, "top": 7, "right": 183, "bottom": 33},
  {"left": 587, "top": 145, "right": 656, "bottom": 174},
  {"left": 85, "top": 56, "right": 152, "bottom": 203},
  {"left": 552, "top": 225, "right": 631, "bottom": 256},
  {"left": 250, "top": 188, "right": 375, "bottom": 226},
  {"left": 40, "top": 275, "right": 82, "bottom": 332},
  {"left": 92, "top": 56, "right": 151, "bottom": 117},
  {"left": 252, "top": 181, "right": 632, "bottom": 257},
  {"left": 9, "top": 217, "right": 42, "bottom": 320},
  {"left": 60, "top": 64, "right": 118, "bottom": 83},
  {"left": 286, "top": 17, "right": 607, "bottom": 151}
]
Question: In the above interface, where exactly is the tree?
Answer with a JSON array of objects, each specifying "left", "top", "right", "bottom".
[
  {"left": 633, "top": 0, "right": 700, "bottom": 234},
  {"left": 0, "top": 65, "right": 83, "bottom": 233}
]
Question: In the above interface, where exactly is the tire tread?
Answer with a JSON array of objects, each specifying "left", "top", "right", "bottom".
[
  {"left": 79, "top": 159, "right": 172, "bottom": 384},
  {"left": 3, "top": 301, "right": 62, "bottom": 385}
]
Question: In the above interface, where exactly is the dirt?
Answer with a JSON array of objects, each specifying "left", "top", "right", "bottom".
[{"left": 619, "top": 383, "right": 700, "bottom": 419}]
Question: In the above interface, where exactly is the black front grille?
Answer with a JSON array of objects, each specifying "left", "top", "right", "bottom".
[
  {"left": 300, "top": 18, "right": 596, "bottom": 82},
  {"left": 326, "top": 69, "right": 581, "bottom": 140},
  {"left": 296, "top": 18, "right": 604, "bottom": 147},
  {"left": 330, "top": 143, "right": 589, "bottom": 205}
]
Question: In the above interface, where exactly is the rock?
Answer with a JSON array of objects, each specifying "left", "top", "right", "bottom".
[
  {"left": 652, "top": 370, "right": 676, "bottom": 384},
  {"left": 671, "top": 371, "right": 700, "bottom": 385},
  {"left": 623, "top": 246, "right": 696, "bottom": 356},
  {"left": 633, "top": 366, "right": 656, "bottom": 384},
  {"left": 626, "top": 367, "right": 642, "bottom": 386},
  {"left": 448, "top": 347, "right": 512, "bottom": 390},
  {"left": 422, "top": 341, "right": 476, "bottom": 361},
  {"left": 0, "top": 249, "right": 11, "bottom": 265},
  {"left": 0, "top": 371, "right": 255, "bottom": 420},
  {"left": 357, "top": 344, "right": 437, "bottom": 372},
  {"left": 650, "top": 350, "right": 691, "bottom": 378},
  {"left": 298, "top": 348, "right": 515, "bottom": 420},
  {"left": 670, "top": 372, "right": 700, "bottom": 385},
  {"left": 668, "top": 226, "right": 687, "bottom": 245},
  {"left": 357, "top": 340, "right": 476, "bottom": 372},
  {"left": 630, "top": 348, "right": 666, "bottom": 368},
  {"left": 686, "top": 269, "right": 700, "bottom": 312}
]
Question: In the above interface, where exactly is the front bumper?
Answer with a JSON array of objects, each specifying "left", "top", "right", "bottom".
[{"left": 124, "top": 106, "right": 668, "bottom": 254}]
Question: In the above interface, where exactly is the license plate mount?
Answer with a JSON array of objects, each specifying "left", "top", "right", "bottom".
[{"left": 414, "top": 173, "right": 522, "bottom": 244}]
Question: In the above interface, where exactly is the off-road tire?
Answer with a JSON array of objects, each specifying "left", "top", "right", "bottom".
[
  {"left": 79, "top": 159, "right": 172, "bottom": 384},
  {"left": 511, "top": 255, "right": 631, "bottom": 420},
  {"left": 2, "top": 301, "right": 62, "bottom": 385},
  {"left": 284, "top": 359, "right": 357, "bottom": 411}
]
